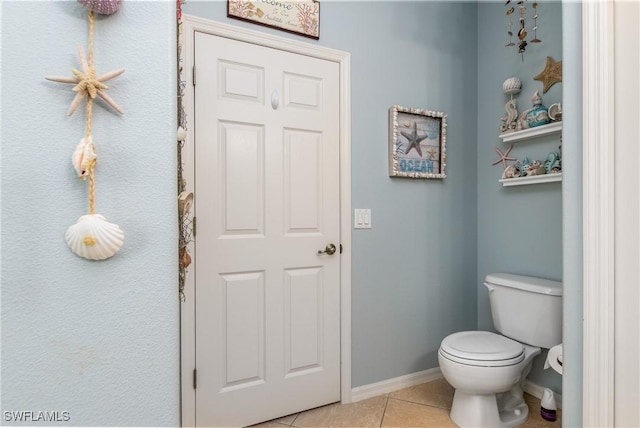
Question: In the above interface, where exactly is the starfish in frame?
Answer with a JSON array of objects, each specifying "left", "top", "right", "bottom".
[
  {"left": 46, "top": 46, "right": 124, "bottom": 116},
  {"left": 493, "top": 144, "right": 517, "bottom": 168},
  {"left": 400, "top": 122, "right": 429, "bottom": 158}
]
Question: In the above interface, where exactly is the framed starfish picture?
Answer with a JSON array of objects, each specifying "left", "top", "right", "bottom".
[{"left": 389, "top": 105, "right": 447, "bottom": 179}]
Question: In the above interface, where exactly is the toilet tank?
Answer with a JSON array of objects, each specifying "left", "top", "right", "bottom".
[{"left": 485, "top": 273, "right": 562, "bottom": 348}]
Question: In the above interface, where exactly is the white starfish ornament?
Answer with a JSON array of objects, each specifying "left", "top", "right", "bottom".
[{"left": 46, "top": 46, "right": 124, "bottom": 116}]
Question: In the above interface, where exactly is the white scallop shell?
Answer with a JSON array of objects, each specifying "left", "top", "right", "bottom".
[
  {"left": 65, "top": 214, "right": 124, "bottom": 260},
  {"left": 72, "top": 136, "right": 97, "bottom": 179},
  {"left": 77, "top": 0, "right": 123, "bottom": 15},
  {"left": 503, "top": 77, "right": 522, "bottom": 95}
]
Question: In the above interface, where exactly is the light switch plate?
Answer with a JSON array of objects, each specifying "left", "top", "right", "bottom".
[{"left": 354, "top": 209, "right": 371, "bottom": 229}]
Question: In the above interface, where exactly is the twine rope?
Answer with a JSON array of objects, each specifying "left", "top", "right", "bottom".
[{"left": 87, "top": 10, "right": 96, "bottom": 215}]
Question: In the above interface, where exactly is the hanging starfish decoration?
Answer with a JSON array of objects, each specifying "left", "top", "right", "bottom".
[
  {"left": 400, "top": 122, "right": 429, "bottom": 158},
  {"left": 48, "top": 9, "right": 126, "bottom": 262},
  {"left": 46, "top": 46, "right": 124, "bottom": 116},
  {"left": 492, "top": 144, "right": 517, "bottom": 168}
]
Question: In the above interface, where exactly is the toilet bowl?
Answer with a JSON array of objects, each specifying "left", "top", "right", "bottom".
[
  {"left": 438, "top": 273, "right": 562, "bottom": 428},
  {"left": 438, "top": 331, "right": 541, "bottom": 427}
]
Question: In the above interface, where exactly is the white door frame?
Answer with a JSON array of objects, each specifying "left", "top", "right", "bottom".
[
  {"left": 179, "top": 15, "right": 352, "bottom": 427},
  {"left": 582, "top": 2, "right": 615, "bottom": 427},
  {"left": 612, "top": 2, "right": 640, "bottom": 426},
  {"left": 582, "top": 2, "right": 640, "bottom": 426}
]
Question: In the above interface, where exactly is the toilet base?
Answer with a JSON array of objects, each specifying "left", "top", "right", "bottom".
[{"left": 450, "top": 390, "right": 529, "bottom": 428}]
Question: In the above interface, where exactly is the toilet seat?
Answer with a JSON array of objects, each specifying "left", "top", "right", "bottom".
[{"left": 440, "top": 331, "right": 524, "bottom": 367}]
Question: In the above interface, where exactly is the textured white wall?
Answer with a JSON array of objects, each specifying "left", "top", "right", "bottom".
[{"left": 1, "top": 1, "right": 179, "bottom": 425}]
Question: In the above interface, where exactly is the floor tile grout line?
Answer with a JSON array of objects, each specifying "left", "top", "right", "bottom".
[
  {"left": 250, "top": 381, "right": 558, "bottom": 428},
  {"left": 387, "top": 396, "right": 452, "bottom": 411},
  {"left": 379, "top": 393, "right": 390, "bottom": 428},
  {"left": 289, "top": 411, "right": 299, "bottom": 427}
]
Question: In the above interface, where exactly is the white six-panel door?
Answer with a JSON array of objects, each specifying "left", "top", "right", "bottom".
[{"left": 194, "top": 32, "right": 341, "bottom": 427}]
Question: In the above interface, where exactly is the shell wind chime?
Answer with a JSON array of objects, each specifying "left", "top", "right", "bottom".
[
  {"left": 47, "top": 0, "right": 125, "bottom": 260},
  {"left": 504, "top": 0, "right": 541, "bottom": 61}
]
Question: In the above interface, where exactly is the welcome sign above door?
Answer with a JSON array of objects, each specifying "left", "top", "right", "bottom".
[{"left": 228, "top": 0, "right": 320, "bottom": 40}]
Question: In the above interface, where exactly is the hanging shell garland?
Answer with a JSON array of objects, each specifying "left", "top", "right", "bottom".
[
  {"left": 51, "top": 6, "right": 125, "bottom": 261},
  {"left": 178, "top": 191, "right": 193, "bottom": 217},
  {"left": 72, "top": 136, "right": 97, "bottom": 179},
  {"left": 177, "top": 126, "right": 187, "bottom": 142},
  {"left": 180, "top": 246, "right": 192, "bottom": 269},
  {"left": 77, "top": 0, "right": 122, "bottom": 15},
  {"left": 65, "top": 214, "right": 124, "bottom": 260}
]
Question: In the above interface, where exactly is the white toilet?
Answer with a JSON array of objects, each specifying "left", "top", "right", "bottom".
[{"left": 438, "top": 273, "right": 562, "bottom": 428}]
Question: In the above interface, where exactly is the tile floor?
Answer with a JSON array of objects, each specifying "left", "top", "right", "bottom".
[{"left": 251, "top": 378, "right": 561, "bottom": 428}]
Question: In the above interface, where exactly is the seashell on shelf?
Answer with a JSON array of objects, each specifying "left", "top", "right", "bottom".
[
  {"left": 502, "top": 77, "right": 522, "bottom": 96},
  {"left": 65, "top": 214, "right": 124, "bottom": 260},
  {"left": 77, "top": 0, "right": 122, "bottom": 15},
  {"left": 72, "top": 136, "right": 97, "bottom": 179},
  {"left": 548, "top": 103, "right": 563, "bottom": 121},
  {"left": 502, "top": 164, "right": 521, "bottom": 179}
]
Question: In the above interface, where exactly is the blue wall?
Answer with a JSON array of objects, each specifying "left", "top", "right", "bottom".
[
  {"left": 476, "top": 1, "right": 563, "bottom": 392},
  {"left": 561, "top": 2, "right": 583, "bottom": 424},
  {"left": 184, "top": 1, "right": 480, "bottom": 387},
  {"left": 1, "top": 1, "right": 179, "bottom": 425}
]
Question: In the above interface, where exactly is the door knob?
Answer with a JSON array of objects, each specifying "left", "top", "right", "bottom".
[{"left": 317, "top": 243, "right": 337, "bottom": 256}]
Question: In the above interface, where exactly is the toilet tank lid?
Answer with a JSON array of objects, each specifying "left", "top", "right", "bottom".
[{"left": 485, "top": 273, "right": 562, "bottom": 296}]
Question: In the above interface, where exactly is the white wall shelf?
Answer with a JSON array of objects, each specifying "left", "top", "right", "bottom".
[
  {"left": 499, "top": 172, "right": 563, "bottom": 186},
  {"left": 499, "top": 121, "right": 562, "bottom": 143}
]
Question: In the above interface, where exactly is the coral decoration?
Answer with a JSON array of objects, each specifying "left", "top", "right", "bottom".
[
  {"left": 296, "top": 3, "right": 319, "bottom": 38},
  {"left": 176, "top": 0, "right": 183, "bottom": 20}
]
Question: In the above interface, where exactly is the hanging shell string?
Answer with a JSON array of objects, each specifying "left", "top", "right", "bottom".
[
  {"left": 89, "top": 164, "right": 96, "bottom": 215},
  {"left": 50, "top": 5, "right": 126, "bottom": 261},
  {"left": 87, "top": 10, "right": 96, "bottom": 215},
  {"left": 86, "top": 10, "right": 95, "bottom": 139}
]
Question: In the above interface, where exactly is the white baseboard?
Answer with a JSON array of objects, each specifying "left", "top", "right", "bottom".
[
  {"left": 350, "top": 368, "right": 443, "bottom": 403},
  {"left": 524, "top": 379, "right": 563, "bottom": 409},
  {"left": 350, "top": 368, "right": 562, "bottom": 410}
]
